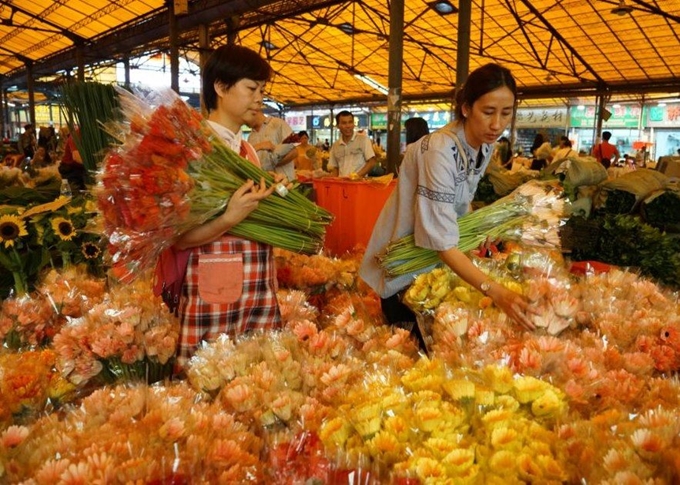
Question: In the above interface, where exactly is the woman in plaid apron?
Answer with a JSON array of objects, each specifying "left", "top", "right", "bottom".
[{"left": 174, "top": 45, "right": 284, "bottom": 368}]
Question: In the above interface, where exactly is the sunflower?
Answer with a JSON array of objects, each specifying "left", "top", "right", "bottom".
[
  {"left": 0, "top": 214, "right": 28, "bottom": 248},
  {"left": 51, "top": 217, "right": 76, "bottom": 241},
  {"left": 81, "top": 241, "right": 101, "bottom": 259}
]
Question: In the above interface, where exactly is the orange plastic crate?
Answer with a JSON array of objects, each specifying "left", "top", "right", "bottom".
[{"left": 313, "top": 178, "right": 396, "bottom": 256}]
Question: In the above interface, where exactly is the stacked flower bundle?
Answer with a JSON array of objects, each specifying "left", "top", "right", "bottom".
[
  {"left": 0, "top": 382, "right": 264, "bottom": 483},
  {"left": 97, "top": 89, "right": 332, "bottom": 283},
  {"left": 0, "top": 267, "right": 106, "bottom": 350},
  {"left": 3, "top": 245, "right": 680, "bottom": 483},
  {"left": 52, "top": 277, "right": 178, "bottom": 386}
]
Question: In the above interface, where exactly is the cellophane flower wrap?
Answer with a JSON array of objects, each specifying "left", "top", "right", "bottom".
[{"left": 97, "top": 88, "right": 332, "bottom": 282}]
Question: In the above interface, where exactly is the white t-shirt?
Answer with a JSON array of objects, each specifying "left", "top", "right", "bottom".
[
  {"left": 327, "top": 132, "right": 376, "bottom": 176},
  {"left": 247, "top": 116, "right": 295, "bottom": 180}
]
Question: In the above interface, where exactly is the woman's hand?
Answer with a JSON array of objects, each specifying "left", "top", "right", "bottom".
[
  {"left": 221, "top": 177, "right": 275, "bottom": 226},
  {"left": 487, "top": 282, "right": 537, "bottom": 331}
]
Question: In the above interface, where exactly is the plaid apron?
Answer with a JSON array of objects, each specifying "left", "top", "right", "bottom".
[{"left": 176, "top": 140, "right": 281, "bottom": 367}]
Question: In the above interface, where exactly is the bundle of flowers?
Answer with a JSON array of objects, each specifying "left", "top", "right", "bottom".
[
  {"left": 52, "top": 277, "right": 178, "bottom": 386},
  {"left": 0, "top": 266, "right": 106, "bottom": 349},
  {"left": 430, "top": 265, "right": 680, "bottom": 420},
  {"left": 404, "top": 244, "right": 579, "bottom": 336},
  {"left": 97, "top": 88, "right": 332, "bottom": 282},
  {"left": 274, "top": 248, "right": 362, "bottom": 292},
  {"left": 0, "top": 349, "right": 76, "bottom": 427},
  {"left": 555, "top": 405, "right": 680, "bottom": 483},
  {"left": 0, "top": 194, "right": 105, "bottom": 298},
  {"left": 379, "top": 179, "right": 567, "bottom": 277},
  {"left": 0, "top": 382, "right": 265, "bottom": 483},
  {"left": 318, "top": 358, "right": 568, "bottom": 484}
]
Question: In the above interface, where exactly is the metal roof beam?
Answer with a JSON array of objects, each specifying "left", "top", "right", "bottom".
[{"left": 517, "top": 0, "right": 604, "bottom": 84}]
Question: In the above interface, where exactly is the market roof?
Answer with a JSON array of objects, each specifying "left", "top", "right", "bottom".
[{"left": 3, "top": 0, "right": 680, "bottom": 108}]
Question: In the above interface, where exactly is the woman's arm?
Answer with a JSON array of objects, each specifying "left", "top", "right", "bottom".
[
  {"left": 438, "top": 246, "right": 536, "bottom": 331},
  {"left": 175, "top": 177, "right": 275, "bottom": 250}
]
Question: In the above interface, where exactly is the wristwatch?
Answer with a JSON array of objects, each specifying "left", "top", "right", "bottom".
[{"left": 480, "top": 280, "right": 492, "bottom": 296}]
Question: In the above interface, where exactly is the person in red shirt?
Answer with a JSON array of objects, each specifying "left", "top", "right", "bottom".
[
  {"left": 592, "top": 131, "right": 620, "bottom": 169},
  {"left": 58, "top": 128, "right": 86, "bottom": 191}
]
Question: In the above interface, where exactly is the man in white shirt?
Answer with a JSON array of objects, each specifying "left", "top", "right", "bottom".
[
  {"left": 248, "top": 111, "right": 297, "bottom": 180},
  {"left": 328, "top": 111, "right": 377, "bottom": 177}
]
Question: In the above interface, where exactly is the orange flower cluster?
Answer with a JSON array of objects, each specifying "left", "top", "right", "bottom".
[
  {"left": 97, "top": 97, "right": 211, "bottom": 282},
  {"left": 0, "top": 349, "right": 75, "bottom": 426}
]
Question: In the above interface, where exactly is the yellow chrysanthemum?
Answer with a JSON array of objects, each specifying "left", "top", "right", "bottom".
[
  {"left": 442, "top": 378, "right": 476, "bottom": 401},
  {"left": 488, "top": 450, "right": 517, "bottom": 475},
  {"left": 535, "top": 454, "right": 566, "bottom": 481},
  {"left": 51, "top": 217, "right": 76, "bottom": 241},
  {"left": 531, "top": 389, "right": 564, "bottom": 417},
  {"left": 513, "top": 376, "right": 550, "bottom": 403},
  {"left": 424, "top": 437, "right": 458, "bottom": 459},
  {"left": 475, "top": 388, "right": 496, "bottom": 406},
  {"left": 318, "top": 416, "right": 351, "bottom": 447},
  {"left": 442, "top": 447, "right": 476, "bottom": 475},
  {"left": 367, "top": 430, "right": 404, "bottom": 464},
  {"left": 483, "top": 365, "right": 515, "bottom": 394},
  {"left": 0, "top": 214, "right": 28, "bottom": 248},
  {"left": 517, "top": 453, "right": 543, "bottom": 481},
  {"left": 413, "top": 457, "right": 447, "bottom": 480},
  {"left": 490, "top": 426, "right": 521, "bottom": 451}
]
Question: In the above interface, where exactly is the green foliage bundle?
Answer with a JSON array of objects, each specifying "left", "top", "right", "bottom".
[
  {"left": 60, "top": 81, "right": 121, "bottom": 185},
  {"left": 570, "top": 213, "right": 680, "bottom": 290},
  {"left": 641, "top": 187, "right": 680, "bottom": 232}
]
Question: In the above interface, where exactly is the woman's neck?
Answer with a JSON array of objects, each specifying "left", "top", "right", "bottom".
[{"left": 208, "top": 111, "right": 241, "bottom": 134}]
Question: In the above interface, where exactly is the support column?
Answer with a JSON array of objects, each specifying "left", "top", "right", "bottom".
[
  {"left": 26, "top": 61, "right": 36, "bottom": 127},
  {"left": 169, "top": 3, "right": 180, "bottom": 93},
  {"left": 455, "top": 0, "right": 472, "bottom": 94},
  {"left": 76, "top": 45, "right": 85, "bottom": 82},
  {"left": 123, "top": 56, "right": 131, "bottom": 89},
  {"left": 386, "top": 0, "right": 404, "bottom": 175},
  {"left": 226, "top": 15, "right": 239, "bottom": 45},
  {"left": 198, "top": 23, "right": 210, "bottom": 115},
  {"left": 0, "top": 82, "right": 4, "bottom": 141},
  {"left": 595, "top": 95, "right": 607, "bottom": 147}
]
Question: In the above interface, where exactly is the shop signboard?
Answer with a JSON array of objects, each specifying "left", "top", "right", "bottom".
[
  {"left": 307, "top": 114, "right": 369, "bottom": 131},
  {"left": 406, "top": 111, "right": 451, "bottom": 129},
  {"left": 308, "top": 115, "right": 333, "bottom": 130},
  {"left": 285, "top": 114, "right": 307, "bottom": 131},
  {"left": 646, "top": 103, "right": 680, "bottom": 128},
  {"left": 371, "top": 111, "right": 451, "bottom": 130},
  {"left": 570, "top": 105, "right": 641, "bottom": 128},
  {"left": 515, "top": 108, "right": 567, "bottom": 128},
  {"left": 371, "top": 113, "right": 388, "bottom": 130}
]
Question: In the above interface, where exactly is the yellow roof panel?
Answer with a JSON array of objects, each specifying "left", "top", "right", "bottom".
[{"left": 1, "top": 0, "right": 679, "bottom": 108}]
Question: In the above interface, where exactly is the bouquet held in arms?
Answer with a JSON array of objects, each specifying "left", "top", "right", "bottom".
[
  {"left": 97, "top": 88, "right": 333, "bottom": 283},
  {"left": 379, "top": 180, "right": 567, "bottom": 277}
]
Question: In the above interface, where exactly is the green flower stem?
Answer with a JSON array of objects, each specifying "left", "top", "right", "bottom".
[
  {"left": 10, "top": 246, "right": 28, "bottom": 296},
  {"left": 379, "top": 197, "right": 531, "bottom": 277}
]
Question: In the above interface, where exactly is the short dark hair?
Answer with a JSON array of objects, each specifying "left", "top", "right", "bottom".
[
  {"left": 454, "top": 63, "right": 516, "bottom": 121},
  {"left": 404, "top": 117, "right": 430, "bottom": 144},
  {"left": 602, "top": 131, "right": 612, "bottom": 141},
  {"left": 335, "top": 110, "right": 353, "bottom": 125},
  {"left": 298, "top": 130, "right": 309, "bottom": 138},
  {"left": 202, "top": 44, "right": 272, "bottom": 112}
]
